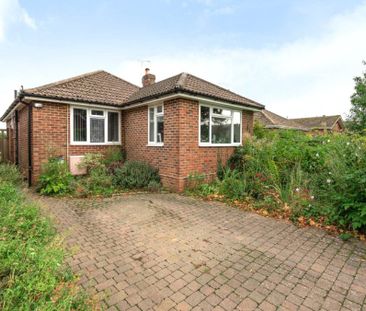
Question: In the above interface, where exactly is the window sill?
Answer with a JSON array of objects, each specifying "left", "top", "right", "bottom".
[
  {"left": 199, "top": 143, "right": 241, "bottom": 147},
  {"left": 147, "top": 143, "right": 164, "bottom": 147}
]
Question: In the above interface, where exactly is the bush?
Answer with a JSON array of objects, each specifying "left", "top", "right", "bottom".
[
  {"left": 77, "top": 167, "right": 114, "bottom": 196},
  {"left": 113, "top": 161, "right": 160, "bottom": 189},
  {"left": 0, "top": 164, "right": 22, "bottom": 185},
  {"left": 76, "top": 154, "right": 114, "bottom": 196},
  {"left": 38, "top": 158, "right": 74, "bottom": 195},
  {"left": 0, "top": 168, "right": 91, "bottom": 310},
  {"left": 193, "top": 131, "right": 366, "bottom": 233},
  {"left": 104, "top": 147, "right": 125, "bottom": 166}
]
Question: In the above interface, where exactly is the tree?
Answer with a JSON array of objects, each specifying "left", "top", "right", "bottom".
[{"left": 348, "top": 61, "right": 366, "bottom": 133}]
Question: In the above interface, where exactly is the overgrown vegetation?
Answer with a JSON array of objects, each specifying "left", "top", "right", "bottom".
[
  {"left": 38, "top": 157, "right": 73, "bottom": 195},
  {"left": 189, "top": 129, "right": 366, "bottom": 234},
  {"left": 113, "top": 161, "right": 160, "bottom": 189},
  {"left": 38, "top": 147, "right": 161, "bottom": 196},
  {"left": 0, "top": 164, "right": 93, "bottom": 310}
]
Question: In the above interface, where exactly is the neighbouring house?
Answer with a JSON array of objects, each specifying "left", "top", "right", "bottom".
[
  {"left": 254, "top": 110, "right": 308, "bottom": 131},
  {"left": 1, "top": 69, "right": 264, "bottom": 191},
  {"left": 254, "top": 110, "right": 345, "bottom": 134},
  {"left": 289, "top": 115, "right": 345, "bottom": 133}
]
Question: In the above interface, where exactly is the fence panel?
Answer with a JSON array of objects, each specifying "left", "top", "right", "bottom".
[{"left": 0, "top": 129, "right": 8, "bottom": 163}]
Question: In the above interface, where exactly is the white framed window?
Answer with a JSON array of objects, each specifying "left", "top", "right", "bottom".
[
  {"left": 148, "top": 104, "right": 164, "bottom": 146},
  {"left": 199, "top": 104, "right": 242, "bottom": 146},
  {"left": 71, "top": 107, "right": 121, "bottom": 145}
]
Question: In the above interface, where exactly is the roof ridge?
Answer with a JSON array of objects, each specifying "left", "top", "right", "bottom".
[
  {"left": 183, "top": 73, "right": 261, "bottom": 105},
  {"left": 262, "top": 110, "right": 276, "bottom": 124},
  {"left": 176, "top": 72, "right": 188, "bottom": 88},
  {"left": 290, "top": 114, "right": 341, "bottom": 121},
  {"left": 25, "top": 70, "right": 105, "bottom": 92}
]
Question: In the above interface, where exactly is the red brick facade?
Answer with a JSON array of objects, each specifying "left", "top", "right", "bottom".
[
  {"left": 123, "top": 98, "right": 253, "bottom": 191},
  {"left": 7, "top": 98, "right": 255, "bottom": 191}
]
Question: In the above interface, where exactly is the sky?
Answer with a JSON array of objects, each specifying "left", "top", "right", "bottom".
[{"left": 1, "top": 0, "right": 366, "bottom": 128}]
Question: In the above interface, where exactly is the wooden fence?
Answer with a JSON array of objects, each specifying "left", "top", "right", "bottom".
[{"left": 0, "top": 129, "right": 8, "bottom": 163}]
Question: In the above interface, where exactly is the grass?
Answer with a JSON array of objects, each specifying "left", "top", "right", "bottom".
[{"left": 0, "top": 164, "right": 95, "bottom": 310}]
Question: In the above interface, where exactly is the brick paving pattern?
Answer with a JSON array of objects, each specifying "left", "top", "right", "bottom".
[{"left": 36, "top": 194, "right": 366, "bottom": 310}]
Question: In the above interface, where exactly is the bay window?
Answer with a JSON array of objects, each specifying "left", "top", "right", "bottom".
[
  {"left": 148, "top": 104, "right": 164, "bottom": 145},
  {"left": 71, "top": 107, "right": 120, "bottom": 144},
  {"left": 199, "top": 105, "right": 242, "bottom": 146}
]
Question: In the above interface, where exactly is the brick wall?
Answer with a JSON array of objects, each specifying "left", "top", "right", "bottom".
[
  {"left": 122, "top": 98, "right": 254, "bottom": 191},
  {"left": 31, "top": 102, "right": 122, "bottom": 184},
  {"left": 8, "top": 99, "right": 254, "bottom": 191},
  {"left": 122, "top": 99, "right": 180, "bottom": 190},
  {"left": 176, "top": 98, "right": 253, "bottom": 191}
]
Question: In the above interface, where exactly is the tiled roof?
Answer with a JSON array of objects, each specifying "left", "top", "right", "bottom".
[
  {"left": 254, "top": 110, "right": 308, "bottom": 130},
  {"left": 1, "top": 70, "right": 263, "bottom": 121},
  {"left": 23, "top": 70, "right": 140, "bottom": 105},
  {"left": 126, "top": 73, "right": 263, "bottom": 109},
  {"left": 290, "top": 115, "right": 342, "bottom": 130}
]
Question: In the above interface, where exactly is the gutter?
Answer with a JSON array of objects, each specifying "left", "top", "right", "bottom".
[{"left": 124, "top": 88, "right": 264, "bottom": 110}]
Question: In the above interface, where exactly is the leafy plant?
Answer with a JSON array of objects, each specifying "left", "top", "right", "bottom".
[
  {"left": 76, "top": 154, "right": 114, "bottom": 196},
  {"left": 191, "top": 130, "right": 366, "bottom": 233},
  {"left": 113, "top": 161, "right": 160, "bottom": 189},
  {"left": 186, "top": 172, "right": 206, "bottom": 190},
  {"left": 38, "top": 158, "right": 73, "bottom": 195},
  {"left": 0, "top": 164, "right": 22, "bottom": 185}
]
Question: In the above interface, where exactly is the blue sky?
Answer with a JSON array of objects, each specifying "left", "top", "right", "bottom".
[{"left": 1, "top": 0, "right": 366, "bottom": 127}]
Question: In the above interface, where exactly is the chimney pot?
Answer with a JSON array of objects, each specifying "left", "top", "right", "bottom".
[
  {"left": 142, "top": 68, "right": 156, "bottom": 87},
  {"left": 14, "top": 90, "right": 17, "bottom": 99}
]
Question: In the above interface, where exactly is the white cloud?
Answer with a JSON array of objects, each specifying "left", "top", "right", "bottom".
[
  {"left": 0, "top": 0, "right": 36, "bottom": 41},
  {"left": 117, "top": 2, "right": 366, "bottom": 119}
]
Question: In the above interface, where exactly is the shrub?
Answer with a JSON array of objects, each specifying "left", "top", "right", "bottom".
[
  {"left": 0, "top": 164, "right": 22, "bottom": 185},
  {"left": 77, "top": 154, "right": 114, "bottom": 196},
  {"left": 78, "top": 153, "right": 105, "bottom": 172},
  {"left": 193, "top": 131, "right": 366, "bottom": 233},
  {"left": 186, "top": 172, "right": 206, "bottom": 190},
  {"left": 104, "top": 147, "right": 125, "bottom": 166},
  {"left": 77, "top": 167, "right": 114, "bottom": 196},
  {"left": 113, "top": 161, "right": 160, "bottom": 189},
  {"left": 38, "top": 158, "right": 73, "bottom": 195},
  {"left": 218, "top": 170, "right": 248, "bottom": 200},
  {"left": 147, "top": 180, "right": 162, "bottom": 192}
]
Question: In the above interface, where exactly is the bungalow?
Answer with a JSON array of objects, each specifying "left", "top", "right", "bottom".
[
  {"left": 254, "top": 110, "right": 345, "bottom": 134},
  {"left": 1, "top": 69, "right": 264, "bottom": 191},
  {"left": 289, "top": 115, "right": 345, "bottom": 133},
  {"left": 254, "top": 110, "right": 308, "bottom": 131}
]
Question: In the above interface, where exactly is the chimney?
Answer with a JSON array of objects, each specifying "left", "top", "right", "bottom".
[{"left": 142, "top": 68, "right": 156, "bottom": 87}]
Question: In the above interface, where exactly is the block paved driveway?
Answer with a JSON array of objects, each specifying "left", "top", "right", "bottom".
[{"left": 37, "top": 193, "right": 366, "bottom": 311}]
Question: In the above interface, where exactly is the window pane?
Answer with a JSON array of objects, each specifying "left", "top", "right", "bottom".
[
  {"left": 233, "top": 111, "right": 241, "bottom": 143},
  {"left": 211, "top": 117, "right": 231, "bottom": 144},
  {"left": 73, "top": 108, "right": 87, "bottom": 141},
  {"left": 156, "top": 105, "right": 163, "bottom": 114},
  {"left": 200, "top": 106, "right": 210, "bottom": 143},
  {"left": 91, "top": 110, "right": 104, "bottom": 116},
  {"left": 90, "top": 118, "right": 105, "bottom": 143},
  {"left": 213, "top": 108, "right": 231, "bottom": 117},
  {"left": 149, "top": 107, "right": 154, "bottom": 142},
  {"left": 156, "top": 115, "right": 164, "bottom": 143},
  {"left": 108, "top": 112, "right": 119, "bottom": 142}
]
